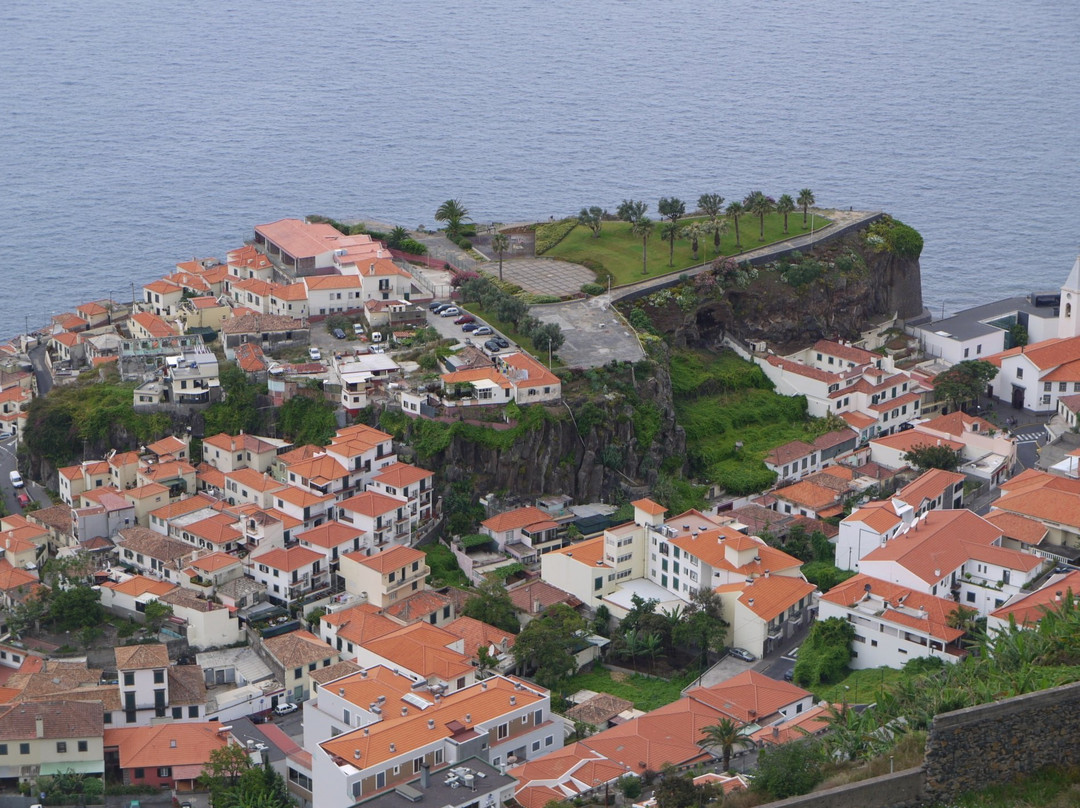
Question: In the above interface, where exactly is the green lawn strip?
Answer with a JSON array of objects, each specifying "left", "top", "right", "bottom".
[
  {"left": 559, "top": 666, "right": 696, "bottom": 712},
  {"left": 461, "top": 303, "right": 565, "bottom": 369},
  {"left": 547, "top": 213, "right": 830, "bottom": 286},
  {"left": 808, "top": 666, "right": 908, "bottom": 705},
  {"left": 422, "top": 543, "right": 471, "bottom": 588}
]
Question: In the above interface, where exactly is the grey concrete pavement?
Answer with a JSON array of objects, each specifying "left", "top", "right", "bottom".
[
  {"left": 493, "top": 258, "right": 594, "bottom": 298},
  {"left": 530, "top": 297, "right": 644, "bottom": 369}
]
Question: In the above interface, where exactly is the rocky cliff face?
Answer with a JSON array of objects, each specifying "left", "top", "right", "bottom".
[
  {"left": 641, "top": 224, "right": 923, "bottom": 354},
  {"left": 427, "top": 363, "right": 684, "bottom": 503}
]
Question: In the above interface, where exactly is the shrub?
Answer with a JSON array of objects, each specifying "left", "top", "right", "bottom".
[
  {"left": 397, "top": 238, "right": 428, "bottom": 255},
  {"left": 752, "top": 739, "right": 827, "bottom": 800},
  {"left": 581, "top": 282, "right": 606, "bottom": 296},
  {"left": 535, "top": 218, "right": 578, "bottom": 254}
]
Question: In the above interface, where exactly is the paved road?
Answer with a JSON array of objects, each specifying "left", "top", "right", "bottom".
[{"left": 28, "top": 341, "right": 51, "bottom": 396}]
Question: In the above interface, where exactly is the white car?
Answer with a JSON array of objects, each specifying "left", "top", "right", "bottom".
[
  {"left": 274, "top": 702, "right": 299, "bottom": 716},
  {"left": 353, "top": 323, "right": 364, "bottom": 336},
  {"left": 9, "top": 470, "right": 23, "bottom": 489},
  {"left": 308, "top": 347, "right": 322, "bottom": 361}
]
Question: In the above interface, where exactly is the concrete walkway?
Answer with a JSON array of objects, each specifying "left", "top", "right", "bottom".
[
  {"left": 495, "top": 257, "right": 594, "bottom": 297},
  {"left": 531, "top": 296, "right": 644, "bottom": 368}
]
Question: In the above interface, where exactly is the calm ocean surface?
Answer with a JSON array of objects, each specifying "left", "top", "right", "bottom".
[{"left": 1, "top": 0, "right": 1078, "bottom": 338}]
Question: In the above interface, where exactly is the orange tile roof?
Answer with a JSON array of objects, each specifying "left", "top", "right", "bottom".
[
  {"left": 296, "top": 521, "right": 363, "bottom": 549},
  {"left": 338, "top": 490, "right": 404, "bottom": 518},
  {"left": 372, "top": 462, "right": 434, "bottom": 488},
  {"left": 276, "top": 444, "right": 324, "bottom": 465},
  {"left": 361, "top": 622, "right": 471, "bottom": 680},
  {"left": 149, "top": 494, "right": 216, "bottom": 522},
  {"left": 687, "top": 670, "right": 811, "bottom": 723},
  {"left": 105, "top": 722, "right": 228, "bottom": 769},
  {"left": 322, "top": 605, "right": 400, "bottom": 646},
  {"left": 130, "top": 312, "right": 178, "bottom": 338},
  {"left": 841, "top": 411, "right": 877, "bottom": 429},
  {"left": 820, "top": 574, "right": 964, "bottom": 645},
  {"left": 235, "top": 342, "right": 268, "bottom": 372},
  {"left": 147, "top": 436, "right": 187, "bottom": 456},
  {"left": 287, "top": 454, "right": 348, "bottom": 485},
  {"left": 144, "top": 279, "right": 183, "bottom": 296},
  {"left": 984, "top": 334, "right": 1080, "bottom": 371},
  {"left": 303, "top": 274, "right": 362, "bottom": 291},
  {"left": 861, "top": 510, "right": 1018, "bottom": 583},
  {"left": 263, "top": 629, "right": 335, "bottom": 668},
  {"left": 989, "top": 571, "right": 1080, "bottom": 627},
  {"left": 347, "top": 544, "right": 425, "bottom": 573},
  {"left": 187, "top": 551, "right": 241, "bottom": 573},
  {"left": 321, "top": 675, "right": 545, "bottom": 767},
  {"left": 844, "top": 501, "right": 904, "bottom": 533},
  {"left": 582, "top": 696, "right": 719, "bottom": 771},
  {"left": 0, "top": 559, "right": 41, "bottom": 595},
  {"left": 765, "top": 354, "right": 837, "bottom": 383},
  {"left": 500, "top": 352, "right": 560, "bottom": 388},
  {"left": 443, "top": 616, "right": 515, "bottom": 659},
  {"left": 253, "top": 545, "right": 323, "bottom": 572},
  {"left": 314, "top": 664, "right": 416, "bottom": 708},
  {"left": 549, "top": 536, "right": 609, "bottom": 568},
  {"left": 871, "top": 431, "right": 964, "bottom": 455},
  {"left": 274, "top": 485, "right": 335, "bottom": 509},
  {"left": 897, "top": 468, "right": 965, "bottom": 507},
  {"left": 384, "top": 589, "right": 452, "bottom": 622},
  {"left": 994, "top": 470, "right": 1080, "bottom": 529},
  {"left": 983, "top": 511, "right": 1048, "bottom": 545},
  {"left": 813, "top": 340, "right": 878, "bottom": 365},
  {"left": 50, "top": 331, "right": 80, "bottom": 347},
  {"left": 632, "top": 498, "right": 666, "bottom": 516},
  {"left": 750, "top": 705, "right": 832, "bottom": 747},
  {"left": 185, "top": 513, "right": 242, "bottom": 545},
  {"left": 270, "top": 282, "right": 308, "bottom": 301},
  {"left": 101, "top": 575, "right": 176, "bottom": 598},
  {"left": 482, "top": 506, "right": 552, "bottom": 534},
  {"left": 919, "top": 411, "right": 996, "bottom": 436},
  {"left": 441, "top": 367, "right": 512, "bottom": 388},
  {"left": 114, "top": 644, "right": 169, "bottom": 670},
  {"left": 77, "top": 301, "right": 109, "bottom": 317},
  {"left": 225, "top": 467, "right": 285, "bottom": 493},
  {"left": 765, "top": 440, "right": 817, "bottom": 468},
  {"left": 507, "top": 580, "right": 582, "bottom": 615},
  {"left": 773, "top": 480, "right": 841, "bottom": 510},
  {"left": 738, "top": 574, "right": 816, "bottom": 620}
]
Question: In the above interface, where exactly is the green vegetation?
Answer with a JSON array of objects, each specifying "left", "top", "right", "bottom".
[
  {"left": 23, "top": 369, "right": 171, "bottom": 466},
  {"left": 793, "top": 617, "right": 855, "bottom": 689},
  {"left": 458, "top": 275, "right": 565, "bottom": 363},
  {"left": 902, "top": 442, "right": 964, "bottom": 472},
  {"left": 932, "top": 359, "right": 999, "bottom": 411},
  {"left": 548, "top": 210, "right": 829, "bottom": 286},
  {"left": 671, "top": 349, "right": 841, "bottom": 495},
  {"left": 535, "top": 218, "right": 579, "bottom": 255},
  {"left": 203, "top": 364, "right": 267, "bottom": 437},
  {"left": 422, "top": 542, "right": 470, "bottom": 588},
  {"left": 513, "top": 604, "right": 588, "bottom": 689},
  {"left": 929, "top": 766, "right": 1080, "bottom": 808},
  {"left": 399, "top": 401, "right": 560, "bottom": 462},
  {"left": 863, "top": 214, "right": 924, "bottom": 259},
  {"left": 277, "top": 393, "right": 338, "bottom": 446},
  {"left": 557, "top": 666, "right": 697, "bottom": 712},
  {"left": 461, "top": 579, "right": 520, "bottom": 634}
]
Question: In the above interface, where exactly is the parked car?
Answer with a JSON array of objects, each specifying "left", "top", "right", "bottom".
[
  {"left": 308, "top": 347, "right": 322, "bottom": 361},
  {"left": 454, "top": 314, "right": 476, "bottom": 325},
  {"left": 16, "top": 492, "right": 30, "bottom": 509},
  {"left": 353, "top": 323, "right": 365, "bottom": 336},
  {"left": 473, "top": 326, "right": 494, "bottom": 336},
  {"left": 783, "top": 667, "right": 795, "bottom": 682},
  {"left": 332, "top": 327, "right": 347, "bottom": 339},
  {"left": 461, "top": 322, "right": 480, "bottom": 333},
  {"left": 431, "top": 303, "right": 453, "bottom": 314},
  {"left": 9, "top": 470, "right": 23, "bottom": 489},
  {"left": 0, "top": 429, "right": 15, "bottom": 440},
  {"left": 428, "top": 301, "right": 447, "bottom": 312},
  {"left": 492, "top": 336, "right": 510, "bottom": 349},
  {"left": 371, "top": 345, "right": 386, "bottom": 354},
  {"left": 439, "top": 306, "right": 461, "bottom": 317},
  {"left": 484, "top": 339, "right": 502, "bottom": 352},
  {"left": 274, "top": 702, "right": 299, "bottom": 716},
  {"left": 728, "top": 647, "right": 756, "bottom": 662}
]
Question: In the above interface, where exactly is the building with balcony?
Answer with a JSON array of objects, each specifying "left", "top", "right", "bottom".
[
  {"left": 248, "top": 546, "right": 329, "bottom": 608},
  {"left": 339, "top": 545, "right": 428, "bottom": 607},
  {"left": 480, "top": 507, "right": 561, "bottom": 565},
  {"left": 367, "top": 463, "right": 436, "bottom": 525},
  {"left": 336, "top": 490, "right": 411, "bottom": 549},
  {"left": 260, "top": 630, "right": 340, "bottom": 703}
]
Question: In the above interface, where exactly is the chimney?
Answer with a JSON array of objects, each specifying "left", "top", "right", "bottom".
[
  {"left": 772, "top": 726, "right": 780, "bottom": 738},
  {"left": 510, "top": 696, "right": 517, "bottom": 706},
  {"left": 339, "top": 687, "right": 346, "bottom": 696},
  {"left": 401, "top": 707, "right": 408, "bottom": 716},
  {"left": 748, "top": 598, "right": 755, "bottom": 608},
  {"left": 354, "top": 750, "right": 361, "bottom": 760},
  {"left": 363, "top": 727, "right": 369, "bottom": 736},
  {"left": 427, "top": 719, "right": 436, "bottom": 729},
  {"left": 420, "top": 762, "right": 430, "bottom": 789},
  {"left": 389, "top": 743, "right": 396, "bottom": 752},
  {"left": 1056, "top": 591, "right": 1063, "bottom": 602},
  {"left": 764, "top": 569, "right": 770, "bottom": 578},
  {"left": 361, "top": 669, "right": 368, "bottom": 679},
  {"left": 169, "top": 739, "right": 177, "bottom": 748},
  {"left": 34, "top": 717, "right": 44, "bottom": 739},
  {"left": 465, "top": 713, "right": 471, "bottom": 723},
  {"left": 481, "top": 681, "right": 487, "bottom": 690},
  {"left": 369, "top": 262, "right": 375, "bottom": 275}
]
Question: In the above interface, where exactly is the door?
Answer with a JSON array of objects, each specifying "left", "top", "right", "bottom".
[{"left": 1011, "top": 385, "right": 1025, "bottom": 410}]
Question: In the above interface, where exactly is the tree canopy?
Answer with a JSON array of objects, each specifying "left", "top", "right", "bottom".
[
  {"left": 512, "top": 603, "right": 586, "bottom": 688},
  {"left": 462, "top": 578, "right": 520, "bottom": 635},
  {"left": 902, "top": 442, "right": 964, "bottom": 472},
  {"left": 932, "top": 359, "right": 998, "bottom": 411}
]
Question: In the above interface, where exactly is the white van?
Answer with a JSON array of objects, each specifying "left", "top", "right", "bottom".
[
  {"left": 371, "top": 331, "right": 383, "bottom": 343},
  {"left": 9, "top": 470, "right": 24, "bottom": 489},
  {"left": 274, "top": 702, "right": 298, "bottom": 716}
]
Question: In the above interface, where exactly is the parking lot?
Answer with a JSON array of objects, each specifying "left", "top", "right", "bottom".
[{"left": 424, "top": 303, "right": 516, "bottom": 356}]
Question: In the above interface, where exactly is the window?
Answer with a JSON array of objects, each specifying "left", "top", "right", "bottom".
[
  {"left": 594, "top": 577, "right": 603, "bottom": 591},
  {"left": 57, "top": 742, "right": 67, "bottom": 753},
  {"left": 153, "top": 669, "right": 165, "bottom": 684},
  {"left": 172, "top": 707, "right": 182, "bottom": 720},
  {"left": 532, "top": 740, "right": 541, "bottom": 752},
  {"left": 414, "top": 757, "right": 424, "bottom": 773},
  {"left": 158, "top": 767, "right": 171, "bottom": 778},
  {"left": 376, "top": 772, "right": 386, "bottom": 789},
  {"left": 545, "top": 735, "right": 554, "bottom": 747},
  {"left": 1044, "top": 382, "right": 1052, "bottom": 392},
  {"left": 78, "top": 741, "right": 88, "bottom": 753},
  {"left": 189, "top": 706, "right": 199, "bottom": 718},
  {"left": 434, "top": 749, "right": 444, "bottom": 765},
  {"left": 294, "top": 667, "right": 303, "bottom": 679},
  {"left": 498, "top": 722, "right": 509, "bottom": 740},
  {"left": 309, "top": 662, "right": 317, "bottom": 672},
  {"left": 1017, "top": 367, "right": 1023, "bottom": 379},
  {"left": 134, "top": 768, "right": 144, "bottom": 779},
  {"left": 123, "top": 672, "right": 135, "bottom": 687},
  {"left": 966, "top": 591, "right": 976, "bottom": 603},
  {"left": 964, "top": 347, "right": 969, "bottom": 358}
]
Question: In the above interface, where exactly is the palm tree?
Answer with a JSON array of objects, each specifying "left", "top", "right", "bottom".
[
  {"left": 776, "top": 194, "right": 795, "bottom": 234},
  {"left": 657, "top": 197, "right": 686, "bottom": 232},
  {"left": 660, "top": 222, "right": 680, "bottom": 266},
  {"left": 702, "top": 218, "right": 728, "bottom": 257},
  {"left": 797, "top": 188, "right": 815, "bottom": 227},
  {"left": 491, "top": 232, "right": 510, "bottom": 281},
  {"left": 632, "top": 217, "right": 654, "bottom": 274},
  {"left": 640, "top": 632, "right": 664, "bottom": 670},
  {"left": 726, "top": 201, "right": 744, "bottom": 248},
  {"left": 617, "top": 199, "right": 648, "bottom": 224},
  {"left": 697, "top": 194, "right": 725, "bottom": 255},
  {"left": 388, "top": 225, "right": 409, "bottom": 249},
  {"left": 746, "top": 191, "right": 774, "bottom": 241},
  {"left": 700, "top": 718, "right": 753, "bottom": 772},
  {"left": 681, "top": 222, "right": 706, "bottom": 262},
  {"left": 435, "top": 199, "right": 470, "bottom": 239}
]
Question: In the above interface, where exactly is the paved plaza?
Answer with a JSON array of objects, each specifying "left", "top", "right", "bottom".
[
  {"left": 532, "top": 296, "right": 644, "bottom": 368},
  {"left": 499, "top": 258, "right": 594, "bottom": 297}
]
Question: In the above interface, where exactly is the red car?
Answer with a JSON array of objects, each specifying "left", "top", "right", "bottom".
[
  {"left": 16, "top": 493, "right": 30, "bottom": 509},
  {"left": 454, "top": 314, "right": 476, "bottom": 325}
]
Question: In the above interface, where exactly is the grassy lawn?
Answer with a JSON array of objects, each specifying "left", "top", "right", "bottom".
[
  {"left": 670, "top": 350, "right": 839, "bottom": 495},
  {"left": 422, "top": 543, "right": 471, "bottom": 589},
  {"left": 559, "top": 666, "right": 697, "bottom": 713},
  {"left": 546, "top": 212, "right": 829, "bottom": 286},
  {"left": 809, "top": 666, "right": 908, "bottom": 704}
]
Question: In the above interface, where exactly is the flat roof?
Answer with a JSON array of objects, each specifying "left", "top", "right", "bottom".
[{"left": 917, "top": 295, "right": 1058, "bottom": 342}]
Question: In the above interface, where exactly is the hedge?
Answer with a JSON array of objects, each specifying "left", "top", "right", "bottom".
[{"left": 535, "top": 218, "right": 579, "bottom": 255}]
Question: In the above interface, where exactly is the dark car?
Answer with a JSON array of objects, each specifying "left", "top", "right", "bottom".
[
  {"left": 428, "top": 301, "right": 446, "bottom": 312},
  {"left": 461, "top": 322, "right": 480, "bottom": 332},
  {"left": 492, "top": 336, "right": 510, "bottom": 349},
  {"left": 332, "top": 327, "right": 347, "bottom": 339},
  {"left": 431, "top": 303, "right": 453, "bottom": 314},
  {"left": 454, "top": 314, "right": 476, "bottom": 325},
  {"left": 484, "top": 339, "right": 502, "bottom": 352},
  {"left": 783, "top": 667, "right": 795, "bottom": 682},
  {"left": 728, "top": 647, "right": 756, "bottom": 662}
]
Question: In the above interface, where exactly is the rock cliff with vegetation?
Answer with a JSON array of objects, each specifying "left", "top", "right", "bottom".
[{"left": 379, "top": 360, "right": 685, "bottom": 505}]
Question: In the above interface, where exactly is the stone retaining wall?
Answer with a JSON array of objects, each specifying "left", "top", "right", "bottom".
[
  {"left": 922, "top": 679, "right": 1080, "bottom": 804},
  {"left": 758, "top": 767, "right": 926, "bottom": 808}
]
